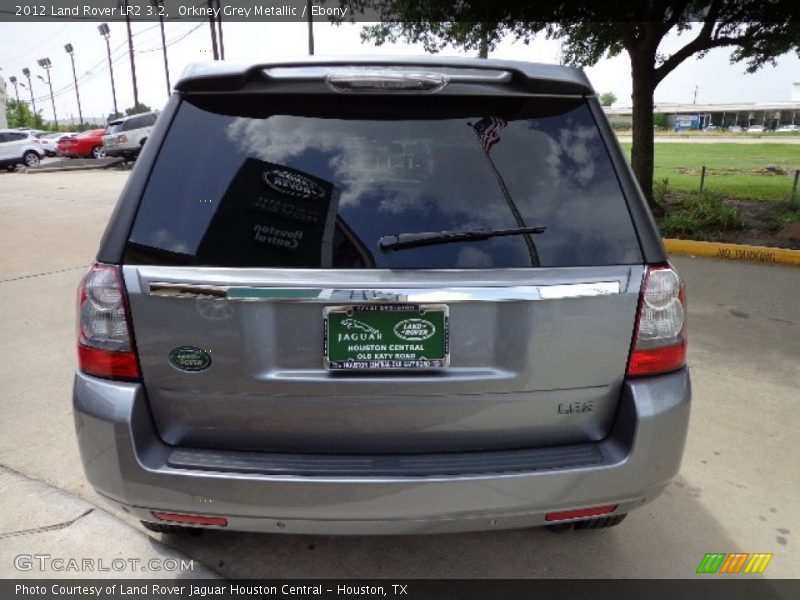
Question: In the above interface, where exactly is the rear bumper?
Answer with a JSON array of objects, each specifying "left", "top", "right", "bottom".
[
  {"left": 73, "top": 368, "right": 690, "bottom": 534},
  {"left": 104, "top": 147, "right": 139, "bottom": 158}
]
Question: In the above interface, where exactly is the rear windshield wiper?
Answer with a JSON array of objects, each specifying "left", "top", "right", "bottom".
[{"left": 378, "top": 226, "right": 546, "bottom": 252}]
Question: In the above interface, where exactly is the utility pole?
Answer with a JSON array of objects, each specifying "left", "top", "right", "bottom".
[
  {"left": 37, "top": 58, "right": 58, "bottom": 128},
  {"left": 307, "top": 0, "right": 314, "bottom": 55},
  {"left": 151, "top": 0, "right": 171, "bottom": 95},
  {"left": 693, "top": 85, "right": 698, "bottom": 104},
  {"left": 64, "top": 44, "right": 84, "bottom": 128},
  {"left": 207, "top": 0, "right": 219, "bottom": 60},
  {"left": 98, "top": 24, "right": 119, "bottom": 117},
  {"left": 120, "top": 0, "right": 140, "bottom": 108},
  {"left": 22, "top": 68, "right": 36, "bottom": 117},
  {"left": 215, "top": 0, "right": 225, "bottom": 59}
]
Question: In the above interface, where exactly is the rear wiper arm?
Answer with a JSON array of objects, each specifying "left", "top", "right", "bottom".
[{"left": 378, "top": 226, "right": 546, "bottom": 252}]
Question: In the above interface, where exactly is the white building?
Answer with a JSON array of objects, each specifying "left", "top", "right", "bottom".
[
  {"left": 792, "top": 82, "right": 800, "bottom": 102},
  {"left": 0, "top": 77, "right": 8, "bottom": 129}
]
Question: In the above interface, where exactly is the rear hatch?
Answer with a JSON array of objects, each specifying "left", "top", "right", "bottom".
[
  {"left": 122, "top": 69, "right": 645, "bottom": 454},
  {"left": 104, "top": 121, "right": 124, "bottom": 147}
]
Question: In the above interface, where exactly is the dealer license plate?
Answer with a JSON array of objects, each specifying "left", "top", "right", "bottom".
[{"left": 323, "top": 304, "right": 449, "bottom": 370}]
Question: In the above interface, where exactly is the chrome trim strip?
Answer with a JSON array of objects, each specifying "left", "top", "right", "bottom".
[
  {"left": 147, "top": 283, "right": 227, "bottom": 299},
  {"left": 149, "top": 281, "right": 621, "bottom": 302}
]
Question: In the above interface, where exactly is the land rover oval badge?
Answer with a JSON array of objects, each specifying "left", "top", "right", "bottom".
[{"left": 169, "top": 347, "right": 211, "bottom": 372}]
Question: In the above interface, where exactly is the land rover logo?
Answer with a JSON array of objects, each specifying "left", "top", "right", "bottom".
[
  {"left": 263, "top": 169, "right": 326, "bottom": 200},
  {"left": 393, "top": 318, "right": 436, "bottom": 341},
  {"left": 168, "top": 347, "right": 212, "bottom": 372}
]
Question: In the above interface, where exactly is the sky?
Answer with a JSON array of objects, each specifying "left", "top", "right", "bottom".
[{"left": 1, "top": 20, "right": 799, "bottom": 124}]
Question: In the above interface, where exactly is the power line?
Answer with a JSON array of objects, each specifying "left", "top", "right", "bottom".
[
  {"left": 1, "top": 22, "right": 164, "bottom": 75},
  {"left": 27, "top": 23, "right": 203, "bottom": 104},
  {"left": 22, "top": 23, "right": 196, "bottom": 102},
  {"left": 138, "top": 23, "right": 204, "bottom": 53},
  {"left": 3, "top": 23, "right": 73, "bottom": 64}
]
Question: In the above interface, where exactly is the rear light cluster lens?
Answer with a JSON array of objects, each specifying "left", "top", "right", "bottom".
[
  {"left": 326, "top": 70, "right": 447, "bottom": 93},
  {"left": 627, "top": 265, "right": 687, "bottom": 377},
  {"left": 117, "top": 134, "right": 128, "bottom": 143},
  {"left": 545, "top": 505, "right": 617, "bottom": 522},
  {"left": 77, "top": 264, "right": 140, "bottom": 380}
]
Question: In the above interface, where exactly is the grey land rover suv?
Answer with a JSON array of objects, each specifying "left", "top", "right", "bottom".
[{"left": 73, "top": 57, "right": 690, "bottom": 535}]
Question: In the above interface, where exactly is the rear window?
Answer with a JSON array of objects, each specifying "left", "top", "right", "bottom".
[
  {"left": 126, "top": 95, "right": 642, "bottom": 269},
  {"left": 123, "top": 117, "right": 142, "bottom": 130},
  {"left": 107, "top": 122, "right": 124, "bottom": 134}
]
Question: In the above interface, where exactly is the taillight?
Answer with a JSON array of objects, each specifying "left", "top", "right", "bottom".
[
  {"left": 545, "top": 505, "right": 617, "bottom": 522},
  {"left": 117, "top": 134, "right": 128, "bottom": 143},
  {"left": 627, "top": 264, "right": 687, "bottom": 377},
  {"left": 77, "top": 263, "right": 140, "bottom": 380}
]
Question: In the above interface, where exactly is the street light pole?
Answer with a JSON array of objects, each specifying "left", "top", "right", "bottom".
[
  {"left": 120, "top": 0, "right": 140, "bottom": 108},
  {"left": 8, "top": 76, "right": 20, "bottom": 103},
  {"left": 8, "top": 76, "right": 22, "bottom": 123},
  {"left": 22, "top": 68, "right": 36, "bottom": 117},
  {"left": 98, "top": 24, "right": 119, "bottom": 117},
  {"left": 37, "top": 58, "right": 58, "bottom": 128},
  {"left": 64, "top": 44, "right": 84, "bottom": 128}
]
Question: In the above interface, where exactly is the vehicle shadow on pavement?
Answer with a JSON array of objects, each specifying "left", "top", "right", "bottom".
[{"left": 152, "top": 475, "right": 747, "bottom": 578}]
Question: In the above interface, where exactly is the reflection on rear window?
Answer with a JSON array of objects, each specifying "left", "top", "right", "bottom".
[{"left": 126, "top": 97, "right": 641, "bottom": 269}]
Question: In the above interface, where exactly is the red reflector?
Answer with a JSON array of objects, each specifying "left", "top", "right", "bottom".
[
  {"left": 152, "top": 511, "right": 228, "bottom": 527},
  {"left": 627, "top": 340, "right": 686, "bottom": 377},
  {"left": 78, "top": 344, "right": 140, "bottom": 380},
  {"left": 545, "top": 505, "right": 616, "bottom": 522}
]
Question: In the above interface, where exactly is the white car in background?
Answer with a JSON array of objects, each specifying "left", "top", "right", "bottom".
[
  {"left": 746, "top": 125, "right": 764, "bottom": 133},
  {"left": 0, "top": 129, "right": 45, "bottom": 170},
  {"left": 39, "top": 132, "right": 76, "bottom": 157},
  {"left": 776, "top": 124, "right": 800, "bottom": 132}
]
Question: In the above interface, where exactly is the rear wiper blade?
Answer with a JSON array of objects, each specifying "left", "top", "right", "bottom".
[{"left": 378, "top": 226, "right": 546, "bottom": 252}]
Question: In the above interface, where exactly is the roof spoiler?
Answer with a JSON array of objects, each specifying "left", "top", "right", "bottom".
[{"left": 174, "top": 56, "right": 594, "bottom": 96}]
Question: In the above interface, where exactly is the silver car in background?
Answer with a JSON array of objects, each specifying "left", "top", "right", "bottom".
[
  {"left": 102, "top": 111, "right": 159, "bottom": 161},
  {"left": 73, "top": 57, "right": 690, "bottom": 535}
]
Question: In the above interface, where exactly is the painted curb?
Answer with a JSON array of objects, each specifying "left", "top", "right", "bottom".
[
  {"left": 664, "top": 238, "right": 800, "bottom": 266},
  {"left": 24, "top": 157, "right": 125, "bottom": 173}
]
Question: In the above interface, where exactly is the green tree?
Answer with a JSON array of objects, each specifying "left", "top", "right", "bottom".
[
  {"left": 125, "top": 102, "right": 153, "bottom": 116},
  {"left": 5, "top": 98, "right": 44, "bottom": 129},
  {"left": 350, "top": 1, "right": 800, "bottom": 213},
  {"left": 600, "top": 92, "right": 617, "bottom": 107}
]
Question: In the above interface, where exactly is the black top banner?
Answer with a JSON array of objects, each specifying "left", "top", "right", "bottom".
[{"left": 1, "top": 0, "right": 799, "bottom": 23}]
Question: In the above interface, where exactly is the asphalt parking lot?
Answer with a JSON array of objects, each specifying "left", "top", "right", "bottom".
[{"left": 0, "top": 169, "right": 798, "bottom": 579}]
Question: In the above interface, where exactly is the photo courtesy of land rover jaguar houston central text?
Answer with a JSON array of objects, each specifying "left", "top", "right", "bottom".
[{"left": 73, "top": 57, "right": 690, "bottom": 535}]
